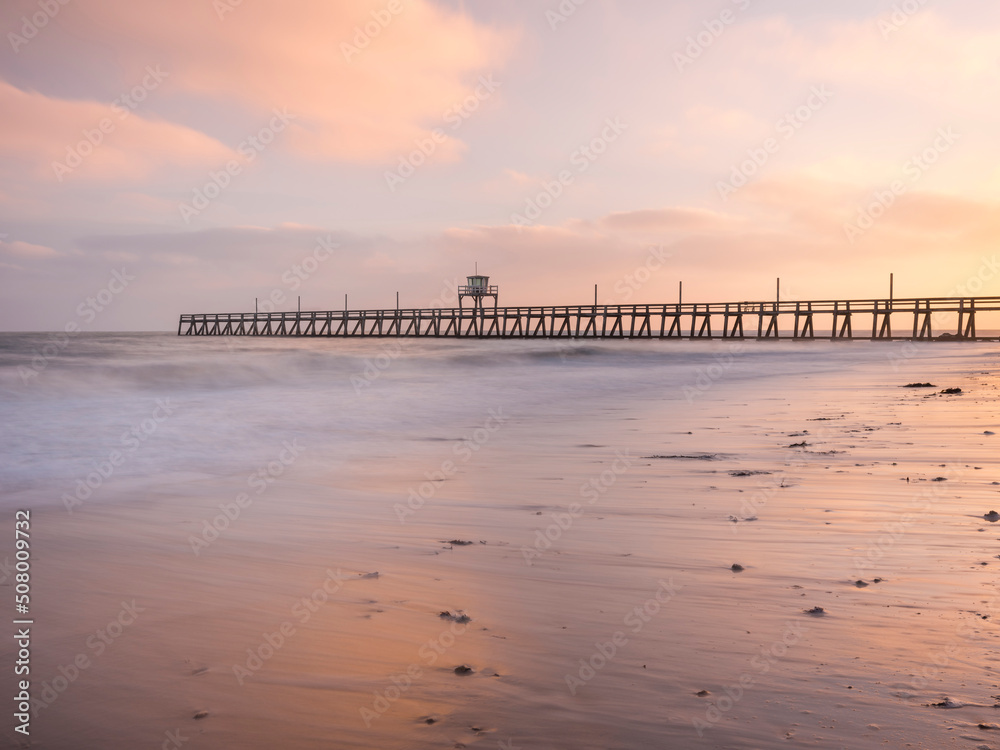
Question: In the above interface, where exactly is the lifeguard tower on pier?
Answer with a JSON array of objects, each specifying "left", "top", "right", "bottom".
[{"left": 458, "top": 270, "right": 498, "bottom": 313}]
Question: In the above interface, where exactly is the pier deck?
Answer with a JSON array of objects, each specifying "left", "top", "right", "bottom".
[{"left": 178, "top": 296, "right": 1000, "bottom": 340}]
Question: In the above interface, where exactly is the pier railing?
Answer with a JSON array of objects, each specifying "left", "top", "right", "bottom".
[
  {"left": 178, "top": 295, "right": 1000, "bottom": 340},
  {"left": 458, "top": 285, "right": 499, "bottom": 296}
]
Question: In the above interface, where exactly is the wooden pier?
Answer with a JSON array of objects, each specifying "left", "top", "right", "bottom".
[{"left": 179, "top": 295, "right": 1000, "bottom": 340}]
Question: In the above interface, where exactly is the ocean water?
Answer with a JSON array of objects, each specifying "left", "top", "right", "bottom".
[
  {"left": 2, "top": 332, "right": 1000, "bottom": 749},
  {"left": 2, "top": 331, "right": 985, "bottom": 510}
]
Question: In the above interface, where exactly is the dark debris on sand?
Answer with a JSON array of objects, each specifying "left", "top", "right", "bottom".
[
  {"left": 440, "top": 610, "right": 472, "bottom": 623},
  {"left": 928, "top": 697, "right": 963, "bottom": 708},
  {"left": 643, "top": 453, "right": 725, "bottom": 461}
]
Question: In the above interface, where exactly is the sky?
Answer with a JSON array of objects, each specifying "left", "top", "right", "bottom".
[{"left": 1, "top": 0, "right": 999, "bottom": 330}]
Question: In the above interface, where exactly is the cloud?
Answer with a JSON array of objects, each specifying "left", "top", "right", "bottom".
[
  {"left": 51, "top": 0, "right": 515, "bottom": 164},
  {"left": 683, "top": 104, "right": 762, "bottom": 137},
  {"left": 727, "top": 11, "right": 1000, "bottom": 111},
  {"left": 0, "top": 80, "right": 235, "bottom": 183},
  {"left": 875, "top": 193, "right": 996, "bottom": 236},
  {"left": 0, "top": 238, "right": 61, "bottom": 258},
  {"left": 600, "top": 207, "right": 738, "bottom": 233},
  {"left": 501, "top": 169, "right": 536, "bottom": 187},
  {"left": 4, "top": 176, "right": 998, "bottom": 332},
  {"left": 812, "top": 11, "right": 1000, "bottom": 103}
]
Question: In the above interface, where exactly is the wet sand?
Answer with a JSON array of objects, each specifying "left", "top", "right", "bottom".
[{"left": 3, "top": 340, "right": 1000, "bottom": 749}]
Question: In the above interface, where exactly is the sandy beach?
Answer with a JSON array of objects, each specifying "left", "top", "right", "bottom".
[
  {"left": 2, "top": 335, "right": 999, "bottom": 749},
  {"left": 7, "top": 0, "right": 1000, "bottom": 747}
]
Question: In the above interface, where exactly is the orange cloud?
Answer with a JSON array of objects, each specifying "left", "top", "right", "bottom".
[
  {"left": 877, "top": 193, "right": 996, "bottom": 235},
  {"left": 442, "top": 178, "right": 1000, "bottom": 304}
]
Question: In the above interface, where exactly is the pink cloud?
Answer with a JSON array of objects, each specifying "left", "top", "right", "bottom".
[
  {"left": 5, "top": 184, "right": 996, "bottom": 331},
  {"left": 0, "top": 80, "right": 235, "bottom": 183},
  {"left": 63, "top": 0, "right": 514, "bottom": 164},
  {"left": 730, "top": 12, "right": 1000, "bottom": 110},
  {"left": 0, "top": 239, "right": 60, "bottom": 258},
  {"left": 601, "top": 207, "right": 738, "bottom": 233}
]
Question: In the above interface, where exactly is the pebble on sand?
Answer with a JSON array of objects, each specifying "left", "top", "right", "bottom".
[
  {"left": 984, "top": 510, "right": 1000, "bottom": 521},
  {"left": 454, "top": 665, "right": 474, "bottom": 675},
  {"left": 804, "top": 606, "right": 826, "bottom": 616},
  {"left": 731, "top": 563, "right": 745, "bottom": 572}
]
